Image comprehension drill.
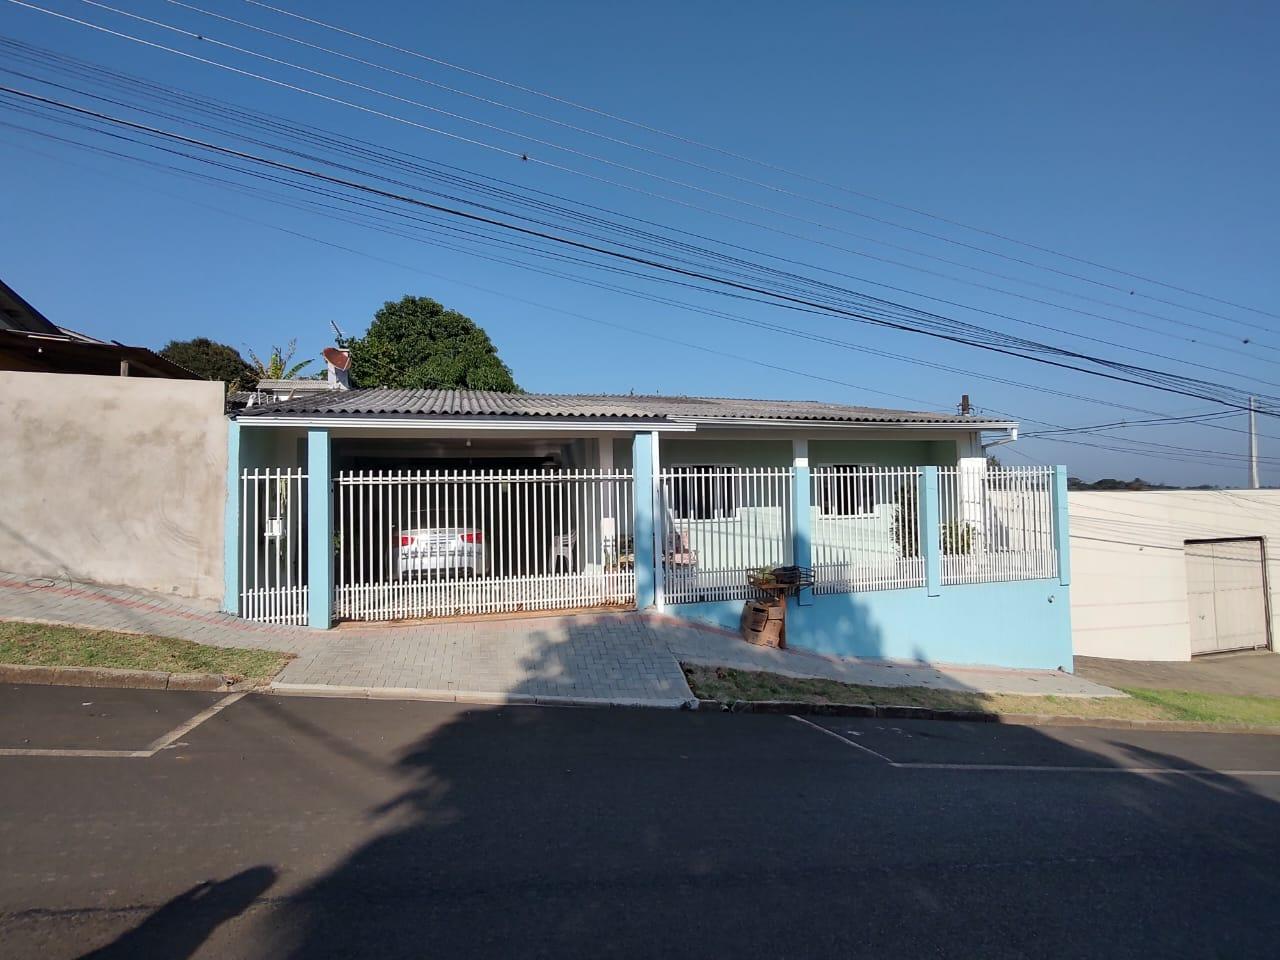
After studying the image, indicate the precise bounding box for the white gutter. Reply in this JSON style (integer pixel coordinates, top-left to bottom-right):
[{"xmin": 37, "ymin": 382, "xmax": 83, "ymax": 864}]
[
  {"xmin": 667, "ymin": 416, "xmax": 1018, "ymax": 432},
  {"xmin": 983, "ymin": 427, "xmax": 1020, "ymax": 449},
  {"xmin": 237, "ymin": 414, "xmax": 1017, "ymax": 435},
  {"xmin": 238, "ymin": 415, "xmax": 695, "ymax": 432}
]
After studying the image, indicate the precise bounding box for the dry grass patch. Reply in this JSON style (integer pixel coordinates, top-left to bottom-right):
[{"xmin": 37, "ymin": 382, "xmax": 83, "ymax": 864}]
[
  {"xmin": 0, "ymin": 620, "xmax": 291, "ymax": 681},
  {"xmin": 682, "ymin": 663, "xmax": 1280, "ymax": 726}
]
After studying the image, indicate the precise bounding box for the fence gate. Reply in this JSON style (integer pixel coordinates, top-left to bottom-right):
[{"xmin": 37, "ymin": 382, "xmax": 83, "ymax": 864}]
[
  {"xmin": 659, "ymin": 466, "xmax": 793, "ymax": 603},
  {"xmin": 1185, "ymin": 537, "xmax": 1271, "ymax": 655},
  {"xmin": 239, "ymin": 468, "xmax": 309, "ymax": 624},
  {"xmin": 334, "ymin": 469, "xmax": 635, "ymax": 621}
]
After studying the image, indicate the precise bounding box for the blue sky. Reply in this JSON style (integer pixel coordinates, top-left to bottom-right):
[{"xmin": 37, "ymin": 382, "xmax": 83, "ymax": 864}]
[{"xmin": 1, "ymin": 0, "xmax": 1277, "ymax": 485}]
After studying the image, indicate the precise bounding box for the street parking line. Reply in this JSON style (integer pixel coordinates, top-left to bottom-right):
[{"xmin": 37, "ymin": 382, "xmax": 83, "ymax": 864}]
[
  {"xmin": 789, "ymin": 714, "xmax": 895, "ymax": 763},
  {"xmin": 142, "ymin": 691, "xmax": 247, "ymax": 753},
  {"xmin": 893, "ymin": 762, "xmax": 1280, "ymax": 776},
  {"xmin": 788, "ymin": 715, "xmax": 1280, "ymax": 777},
  {"xmin": 0, "ymin": 692, "xmax": 247, "ymax": 759},
  {"xmin": 0, "ymin": 746, "xmax": 150, "ymax": 759}
]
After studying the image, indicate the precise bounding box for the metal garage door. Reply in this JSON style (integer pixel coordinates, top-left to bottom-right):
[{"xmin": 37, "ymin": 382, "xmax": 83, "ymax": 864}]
[{"xmin": 1185, "ymin": 538, "xmax": 1271, "ymax": 655}]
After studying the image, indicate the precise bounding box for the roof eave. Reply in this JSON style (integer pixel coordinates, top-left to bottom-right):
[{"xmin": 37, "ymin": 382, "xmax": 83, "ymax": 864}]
[
  {"xmin": 233, "ymin": 411, "xmax": 1016, "ymax": 433},
  {"xmin": 668, "ymin": 416, "xmax": 1017, "ymax": 431},
  {"xmin": 235, "ymin": 413, "xmax": 694, "ymax": 432}
]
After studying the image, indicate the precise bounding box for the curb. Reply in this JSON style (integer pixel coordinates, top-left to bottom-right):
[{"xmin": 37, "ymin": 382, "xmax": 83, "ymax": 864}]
[
  {"xmin": 268, "ymin": 681, "xmax": 696, "ymax": 710},
  {"xmin": 693, "ymin": 699, "xmax": 989, "ymax": 720},
  {"xmin": 694, "ymin": 698, "xmax": 1280, "ymax": 734},
  {"xmin": 0, "ymin": 662, "xmax": 259, "ymax": 693}
]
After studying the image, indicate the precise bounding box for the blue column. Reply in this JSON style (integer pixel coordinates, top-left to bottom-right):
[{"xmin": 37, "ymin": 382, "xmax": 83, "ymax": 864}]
[
  {"xmin": 307, "ymin": 428, "xmax": 333, "ymax": 629},
  {"xmin": 1053, "ymin": 465, "xmax": 1071, "ymax": 586},
  {"xmin": 921, "ymin": 465, "xmax": 941, "ymax": 597},
  {"xmin": 632, "ymin": 431, "xmax": 656, "ymax": 609},
  {"xmin": 791, "ymin": 439, "xmax": 813, "ymax": 605},
  {"xmin": 222, "ymin": 420, "xmax": 241, "ymax": 614}
]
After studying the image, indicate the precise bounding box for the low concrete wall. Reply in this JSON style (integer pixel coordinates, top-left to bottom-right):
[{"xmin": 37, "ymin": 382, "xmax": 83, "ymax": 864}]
[
  {"xmin": 0, "ymin": 371, "xmax": 227, "ymax": 603},
  {"xmin": 667, "ymin": 578, "xmax": 1072, "ymax": 671},
  {"xmin": 1070, "ymin": 490, "xmax": 1280, "ymax": 661}
]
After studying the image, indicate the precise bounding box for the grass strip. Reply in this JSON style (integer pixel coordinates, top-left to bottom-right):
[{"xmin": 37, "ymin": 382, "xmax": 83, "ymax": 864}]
[
  {"xmin": 682, "ymin": 663, "xmax": 1280, "ymax": 726},
  {"xmin": 0, "ymin": 620, "xmax": 291, "ymax": 681}
]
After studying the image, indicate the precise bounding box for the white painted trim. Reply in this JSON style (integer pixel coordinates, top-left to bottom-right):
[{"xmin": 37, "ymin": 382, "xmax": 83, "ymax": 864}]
[
  {"xmin": 237, "ymin": 415, "xmax": 1016, "ymax": 435},
  {"xmin": 668, "ymin": 417, "xmax": 1017, "ymax": 432},
  {"xmin": 239, "ymin": 416, "xmax": 694, "ymax": 432},
  {"xmin": 792, "ymin": 437, "xmax": 810, "ymax": 470}
]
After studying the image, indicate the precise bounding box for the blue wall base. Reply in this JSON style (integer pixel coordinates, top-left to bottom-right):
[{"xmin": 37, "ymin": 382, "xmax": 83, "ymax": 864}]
[{"xmin": 666, "ymin": 580, "xmax": 1073, "ymax": 672}]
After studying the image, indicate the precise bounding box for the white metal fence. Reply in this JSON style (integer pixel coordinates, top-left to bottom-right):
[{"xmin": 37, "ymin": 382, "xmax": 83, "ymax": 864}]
[
  {"xmin": 658, "ymin": 466, "xmax": 793, "ymax": 603},
  {"xmin": 334, "ymin": 469, "xmax": 635, "ymax": 621},
  {"xmin": 938, "ymin": 465, "xmax": 1057, "ymax": 584},
  {"xmin": 238, "ymin": 461, "xmax": 1061, "ymax": 625},
  {"xmin": 810, "ymin": 466, "xmax": 925, "ymax": 593},
  {"xmin": 239, "ymin": 468, "xmax": 308, "ymax": 624}
]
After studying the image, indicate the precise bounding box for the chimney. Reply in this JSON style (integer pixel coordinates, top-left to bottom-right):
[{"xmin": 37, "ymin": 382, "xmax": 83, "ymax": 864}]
[{"xmin": 322, "ymin": 346, "xmax": 351, "ymax": 390}]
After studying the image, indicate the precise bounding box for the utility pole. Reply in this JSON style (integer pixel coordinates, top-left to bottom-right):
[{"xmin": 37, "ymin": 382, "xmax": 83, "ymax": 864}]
[
  {"xmin": 959, "ymin": 394, "xmax": 971, "ymax": 416},
  {"xmin": 1250, "ymin": 396, "xmax": 1260, "ymax": 489}
]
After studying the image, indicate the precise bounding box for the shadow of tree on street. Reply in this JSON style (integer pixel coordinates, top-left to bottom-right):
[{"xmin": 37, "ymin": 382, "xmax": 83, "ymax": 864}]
[
  {"xmin": 77, "ymin": 866, "xmax": 276, "ymax": 960},
  {"xmin": 236, "ymin": 622, "xmax": 1280, "ymax": 959}
]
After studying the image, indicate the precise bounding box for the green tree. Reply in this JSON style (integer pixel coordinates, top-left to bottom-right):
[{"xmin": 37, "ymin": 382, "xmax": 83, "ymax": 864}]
[
  {"xmin": 159, "ymin": 337, "xmax": 256, "ymax": 391},
  {"xmin": 340, "ymin": 296, "xmax": 519, "ymax": 390},
  {"xmin": 248, "ymin": 339, "xmax": 313, "ymax": 380}
]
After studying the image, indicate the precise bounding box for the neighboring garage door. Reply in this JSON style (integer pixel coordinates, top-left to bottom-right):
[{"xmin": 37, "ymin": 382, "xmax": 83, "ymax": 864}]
[{"xmin": 1185, "ymin": 538, "xmax": 1271, "ymax": 655}]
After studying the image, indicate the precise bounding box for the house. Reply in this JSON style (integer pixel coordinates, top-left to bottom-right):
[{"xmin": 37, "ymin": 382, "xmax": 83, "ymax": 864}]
[
  {"xmin": 228, "ymin": 348, "xmax": 351, "ymax": 411},
  {"xmin": 0, "ymin": 279, "xmax": 197, "ymax": 379},
  {"xmin": 225, "ymin": 387, "xmax": 1072, "ymax": 669}
]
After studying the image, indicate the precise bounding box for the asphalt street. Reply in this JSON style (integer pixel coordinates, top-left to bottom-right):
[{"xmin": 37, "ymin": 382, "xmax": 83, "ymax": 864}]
[{"xmin": 1, "ymin": 683, "xmax": 1278, "ymax": 958}]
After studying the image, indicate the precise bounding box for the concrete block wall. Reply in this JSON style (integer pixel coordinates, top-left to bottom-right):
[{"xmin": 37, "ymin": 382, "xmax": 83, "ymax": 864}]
[{"xmin": 0, "ymin": 371, "xmax": 228, "ymax": 603}]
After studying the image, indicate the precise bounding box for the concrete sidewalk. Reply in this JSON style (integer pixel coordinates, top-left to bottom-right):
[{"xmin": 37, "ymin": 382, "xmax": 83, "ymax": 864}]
[{"xmin": 1, "ymin": 573, "xmax": 1120, "ymax": 705}]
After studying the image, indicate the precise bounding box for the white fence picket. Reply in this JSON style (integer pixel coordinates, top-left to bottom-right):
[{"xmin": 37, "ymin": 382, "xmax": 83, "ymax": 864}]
[
  {"xmin": 239, "ymin": 467, "xmax": 309, "ymax": 625},
  {"xmin": 333, "ymin": 469, "xmax": 635, "ymax": 621},
  {"xmin": 809, "ymin": 466, "xmax": 925, "ymax": 593},
  {"xmin": 658, "ymin": 466, "xmax": 794, "ymax": 603},
  {"xmin": 938, "ymin": 465, "xmax": 1057, "ymax": 584}
]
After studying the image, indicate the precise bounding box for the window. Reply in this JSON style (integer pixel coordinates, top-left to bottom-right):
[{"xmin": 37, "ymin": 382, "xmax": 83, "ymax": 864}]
[
  {"xmin": 669, "ymin": 465, "xmax": 737, "ymax": 520},
  {"xmin": 820, "ymin": 464, "xmax": 878, "ymax": 516}
]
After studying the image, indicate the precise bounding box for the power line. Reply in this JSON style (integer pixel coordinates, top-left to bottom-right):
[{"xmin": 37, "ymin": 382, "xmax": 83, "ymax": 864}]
[
  {"xmin": 4, "ymin": 119, "xmax": 1271, "ymax": 476},
  {"xmin": 1019, "ymin": 433, "xmax": 1270, "ymax": 471},
  {"xmin": 0, "ymin": 131, "xmax": 964, "ymax": 412},
  {"xmin": 8, "ymin": 83, "xmax": 1277, "ymax": 416},
  {"xmin": 14, "ymin": 0, "xmax": 1280, "ymax": 365},
  {"xmin": 238, "ymin": 0, "xmax": 1280, "ymax": 326},
  {"xmin": 1021, "ymin": 411, "xmax": 1237, "ymax": 438},
  {"xmin": 7, "ymin": 41, "xmax": 1272, "ymax": 393},
  {"xmin": 162, "ymin": 0, "xmax": 1280, "ymax": 342},
  {"xmin": 0, "ymin": 113, "xmax": 1171, "ymax": 420}
]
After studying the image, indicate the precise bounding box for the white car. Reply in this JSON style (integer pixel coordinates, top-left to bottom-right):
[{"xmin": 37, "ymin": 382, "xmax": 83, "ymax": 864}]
[{"xmin": 397, "ymin": 527, "xmax": 487, "ymax": 578}]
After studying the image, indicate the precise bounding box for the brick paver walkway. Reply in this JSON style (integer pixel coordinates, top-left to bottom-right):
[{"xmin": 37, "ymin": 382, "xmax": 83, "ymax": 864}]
[{"xmin": 1, "ymin": 573, "xmax": 1118, "ymax": 704}]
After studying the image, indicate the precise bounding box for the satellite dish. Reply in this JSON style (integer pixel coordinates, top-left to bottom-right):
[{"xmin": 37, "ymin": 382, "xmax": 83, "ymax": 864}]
[{"xmin": 322, "ymin": 346, "xmax": 351, "ymax": 370}]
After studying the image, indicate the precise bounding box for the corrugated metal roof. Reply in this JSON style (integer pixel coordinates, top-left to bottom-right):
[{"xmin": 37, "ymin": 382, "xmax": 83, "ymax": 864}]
[{"xmin": 237, "ymin": 388, "xmax": 1008, "ymax": 427}]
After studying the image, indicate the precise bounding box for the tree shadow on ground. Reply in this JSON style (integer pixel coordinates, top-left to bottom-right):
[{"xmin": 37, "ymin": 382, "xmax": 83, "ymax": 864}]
[
  {"xmin": 77, "ymin": 866, "xmax": 276, "ymax": 960},
  {"xmin": 248, "ymin": 621, "xmax": 1280, "ymax": 959}
]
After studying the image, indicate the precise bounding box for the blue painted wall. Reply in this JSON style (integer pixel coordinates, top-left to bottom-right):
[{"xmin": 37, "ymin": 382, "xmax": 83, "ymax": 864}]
[
  {"xmin": 306, "ymin": 429, "xmax": 333, "ymax": 630},
  {"xmin": 667, "ymin": 579, "xmax": 1073, "ymax": 671}
]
